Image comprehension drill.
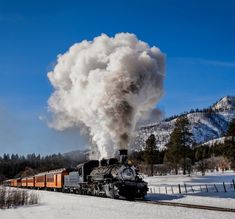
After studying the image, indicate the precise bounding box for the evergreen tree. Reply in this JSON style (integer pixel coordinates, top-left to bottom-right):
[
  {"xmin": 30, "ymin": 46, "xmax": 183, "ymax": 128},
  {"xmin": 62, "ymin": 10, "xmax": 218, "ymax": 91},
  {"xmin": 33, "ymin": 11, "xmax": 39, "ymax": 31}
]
[
  {"xmin": 226, "ymin": 118, "xmax": 235, "ymax": 137},
  {"xmin": 221, "ymin": 118, "xmax": 235, "ymax": 170},
  {"xmin": 143, "ymin": 134, "xmax": 158, "ymax": 176},
  {"xmin": 164, "ymin": 116, "xmax": 192, "ymax": 175},
  {"xmin": 0, "ymin": 152, "xmax": 83, "ymax": 181},
  {"xmin": 195, "ymin": 145, "xmax": 210, "ymax": 175},
  {"xmin": 223, "ymin": 137, "xmax": 235, "ymax": 170}
]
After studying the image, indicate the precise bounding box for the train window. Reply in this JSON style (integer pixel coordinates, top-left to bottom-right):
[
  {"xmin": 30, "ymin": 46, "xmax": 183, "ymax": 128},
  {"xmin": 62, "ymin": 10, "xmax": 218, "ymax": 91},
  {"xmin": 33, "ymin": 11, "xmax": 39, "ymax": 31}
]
[{"xmin": 47, "ymin": 177, "xmax": 54, "ymax": 182}]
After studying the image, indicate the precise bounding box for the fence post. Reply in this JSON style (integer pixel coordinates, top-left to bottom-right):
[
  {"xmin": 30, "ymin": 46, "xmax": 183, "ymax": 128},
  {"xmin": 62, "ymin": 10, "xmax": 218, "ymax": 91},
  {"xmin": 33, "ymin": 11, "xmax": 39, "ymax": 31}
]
[
  {"xmin": 191, "ymin": 185, "xmax": 194, "ymax": 192},
  {"xmin": 214, "ymin": 184, "xmax": 218, "ymax": 192},
  {"xmin": 165, "ymin": 186, "xmax": 167, "ymax": 194},
  {"xmin": 184, "ymin": 184, "xmax": 187, "ymax": 193},
  {"xmin": 171, "ymin": 185, "xmax": 174, "ymax": 194},
  {"xmin": 205, "ymin": 184, "xmax": 208, "ymax": 192},
  {"xmin": 223, "ymin": 182, "xmax": 227, "ymax": 192},
  {"xmin": 178, "ymin": 184, "xmax": 181, "ymax": 194},
  {"xmin": 232, "ymin": 179, "xmax": 235, "ymax": 191}
]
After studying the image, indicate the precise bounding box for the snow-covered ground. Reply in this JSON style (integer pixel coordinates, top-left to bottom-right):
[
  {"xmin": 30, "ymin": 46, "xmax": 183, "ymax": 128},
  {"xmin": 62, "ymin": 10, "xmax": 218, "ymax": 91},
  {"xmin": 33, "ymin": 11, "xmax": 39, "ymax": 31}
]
[
  {"xmin": 1, "ymin": 172, "xmax": 235, "ymax": 219},
  {"xmin": 145, "ymin": 171, "xmax": 235, "ymax": 209},
  {"xmin": 1, "ymin": 190, "xmax": 235, "ymax": 219},
  {"xmin": 145, "ymin": 171, "xmax": 235, "ymax": 185}
]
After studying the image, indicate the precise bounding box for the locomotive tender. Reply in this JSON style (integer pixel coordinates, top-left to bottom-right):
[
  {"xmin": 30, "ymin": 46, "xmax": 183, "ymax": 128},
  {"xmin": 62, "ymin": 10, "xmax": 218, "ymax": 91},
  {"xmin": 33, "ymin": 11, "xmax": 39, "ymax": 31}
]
[{"xmin": 3, "ymin": 150, "xmax": 148, "ymax": 200}]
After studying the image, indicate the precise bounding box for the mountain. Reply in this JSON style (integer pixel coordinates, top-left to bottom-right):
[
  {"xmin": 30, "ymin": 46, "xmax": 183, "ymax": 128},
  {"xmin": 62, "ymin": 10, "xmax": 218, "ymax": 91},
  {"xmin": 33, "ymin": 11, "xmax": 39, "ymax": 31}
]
[
  {"xmin": 63, "ymin": 149, "xmax": 89, "ymax": 163},
  {"xmin": 132, "ymin": 96, "xmax": 235, "ymax": 150}
]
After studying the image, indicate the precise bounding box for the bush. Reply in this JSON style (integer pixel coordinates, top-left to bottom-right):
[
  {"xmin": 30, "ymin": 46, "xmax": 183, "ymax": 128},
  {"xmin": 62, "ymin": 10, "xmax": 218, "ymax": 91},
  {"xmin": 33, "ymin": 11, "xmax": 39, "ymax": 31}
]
[{"xmin": 0, "ymin": 186, "xmax": 39, "ymax": 209}]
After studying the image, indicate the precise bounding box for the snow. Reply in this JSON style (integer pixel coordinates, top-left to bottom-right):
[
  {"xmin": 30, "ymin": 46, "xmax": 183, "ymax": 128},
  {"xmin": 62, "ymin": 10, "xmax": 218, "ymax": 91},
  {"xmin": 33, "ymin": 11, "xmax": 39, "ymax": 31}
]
[
  {"xmin": 212, "ymin": 96, "xmax": 235, "ymax": 111},
  {"xmin": 201, "ymin": 137, "xmax": 227, "ymax": 146},
  {"xmin": 1, "ymin": 172, "xmax": 235, "ymax": 219},
  {"xmin": 145, "ymin": 172, "xmax": 235, "ymax": 209},
  {"xmin": 1, "ymin": 189, "xmax": 234, "ymax": 219},
  {"xmin": 145, "ymin": 171, "xmax": 235, "ymax": 185}
]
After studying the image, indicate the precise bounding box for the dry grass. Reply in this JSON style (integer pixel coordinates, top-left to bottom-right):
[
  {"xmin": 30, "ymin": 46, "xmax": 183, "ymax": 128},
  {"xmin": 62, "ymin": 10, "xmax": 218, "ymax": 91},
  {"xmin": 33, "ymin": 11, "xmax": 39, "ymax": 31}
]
[{"xmin": 0, "ymin": 186, "xmax": 39, "ymax": 209}]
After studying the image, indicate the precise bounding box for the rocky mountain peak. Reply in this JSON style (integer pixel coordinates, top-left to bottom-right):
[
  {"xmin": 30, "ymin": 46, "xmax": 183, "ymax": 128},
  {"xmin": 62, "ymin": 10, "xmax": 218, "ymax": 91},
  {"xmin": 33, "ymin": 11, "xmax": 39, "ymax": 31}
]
[{"xmin": 212, "ymin": 96, "xmax": 235, "ymax": 111}]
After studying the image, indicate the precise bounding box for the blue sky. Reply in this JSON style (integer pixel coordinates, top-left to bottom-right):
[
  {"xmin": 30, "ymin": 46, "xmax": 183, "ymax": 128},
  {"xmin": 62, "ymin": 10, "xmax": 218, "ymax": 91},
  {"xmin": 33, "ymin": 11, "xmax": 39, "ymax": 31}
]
[{"xmin": 0, "ymin": 0, "xmax": 235, "ymax": 155}]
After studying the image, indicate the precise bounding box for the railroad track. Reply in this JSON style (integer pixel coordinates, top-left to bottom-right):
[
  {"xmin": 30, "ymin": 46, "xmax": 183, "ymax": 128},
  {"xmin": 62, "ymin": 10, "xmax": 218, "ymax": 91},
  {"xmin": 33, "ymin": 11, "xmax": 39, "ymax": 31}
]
[{"xmin": 140, "ymin": 200, "xmax": 235, "ymax": 213}]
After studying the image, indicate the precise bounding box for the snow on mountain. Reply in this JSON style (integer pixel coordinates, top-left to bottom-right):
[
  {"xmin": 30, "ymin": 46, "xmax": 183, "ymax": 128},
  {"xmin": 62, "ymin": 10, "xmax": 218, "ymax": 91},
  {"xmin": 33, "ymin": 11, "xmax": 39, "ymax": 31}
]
[
  {"xmin": 132, "ymin": 96, "xmax": 235, "ymax": 150},
  {"xmin": 63, "ymin": 149, "xmax": 89, "ymax": 163},
  {"xmin": 201, "ymin": 137, "xmax": 227, "ymax": 146},
  {"xmin": 212, "ymin": 96, "xmax": 235, "ymax": 111},
  {"xmin": 201, "ymin": 136, "xmax": 234, "ymax": 147}
]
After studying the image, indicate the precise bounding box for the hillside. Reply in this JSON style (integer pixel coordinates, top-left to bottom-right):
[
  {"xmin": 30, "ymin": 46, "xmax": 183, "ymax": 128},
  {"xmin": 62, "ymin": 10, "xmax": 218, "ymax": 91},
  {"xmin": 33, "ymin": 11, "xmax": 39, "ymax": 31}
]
[
  {"xmin": 63, "ymin": 149, "xmax": 89, "ymax": 162},
  {"xmin": 132, "ymin": 96, "xmax": 235, "ymax": 150}
]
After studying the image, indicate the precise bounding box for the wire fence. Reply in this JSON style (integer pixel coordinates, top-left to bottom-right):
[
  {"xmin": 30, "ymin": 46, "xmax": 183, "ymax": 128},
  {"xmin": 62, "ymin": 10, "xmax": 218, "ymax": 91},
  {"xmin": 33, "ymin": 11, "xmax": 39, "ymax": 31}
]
[{"xmin": 148, "ymin": 179, "xmax": 235, "ymax": 194}]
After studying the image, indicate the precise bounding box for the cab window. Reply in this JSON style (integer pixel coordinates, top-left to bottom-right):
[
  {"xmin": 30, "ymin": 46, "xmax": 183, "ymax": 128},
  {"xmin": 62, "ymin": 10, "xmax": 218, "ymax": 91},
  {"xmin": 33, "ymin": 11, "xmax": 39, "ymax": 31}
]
[{"xmin": 78, "ymin": 167, "xmax": 82, "ymax": 176}]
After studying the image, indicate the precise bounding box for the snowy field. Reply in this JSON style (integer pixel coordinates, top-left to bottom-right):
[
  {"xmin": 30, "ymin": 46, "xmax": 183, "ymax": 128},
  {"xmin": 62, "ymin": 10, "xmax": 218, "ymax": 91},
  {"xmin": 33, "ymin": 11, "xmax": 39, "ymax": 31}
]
[
  {"xmin": 1, "ymin": 172, "xmax": 235, "ymax": 219},
  {"xmin": 145, "ymin": 171, "xmax": 235, "ymax": 186},
  {"xmin": 145, "ymin": 172, "xmax": 235, "ymax": 209}
]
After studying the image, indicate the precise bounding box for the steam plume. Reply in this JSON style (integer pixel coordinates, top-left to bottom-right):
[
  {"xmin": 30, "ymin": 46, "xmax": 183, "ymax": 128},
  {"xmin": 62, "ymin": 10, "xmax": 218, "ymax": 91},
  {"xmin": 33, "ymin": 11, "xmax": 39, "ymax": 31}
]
[{"xmin": 47, "ymin": 33, "xmax": 165, "ymax": 159}]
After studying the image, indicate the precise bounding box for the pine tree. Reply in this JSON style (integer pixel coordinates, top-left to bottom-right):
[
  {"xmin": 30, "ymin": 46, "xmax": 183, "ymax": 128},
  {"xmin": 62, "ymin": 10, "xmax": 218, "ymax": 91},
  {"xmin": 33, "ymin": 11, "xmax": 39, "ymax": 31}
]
[
  {"xmin": 164, "ymin": 116, "xmax": 192, "ymax": 175},
  {"xmin": 226, "ymin": 118, "xmax": 235, "ymax": 137},
  {"xmin": 195, "ymin": 145, "xmax": 210, "ymax": 175},
  {"xmin": 223, "ymin": 138, "xmax": 235, "ymax": 170},
  {"xmin": 143, "ymin": 134, "xmax": 158, "ymax": 176},
  {"xmin": 223, "ymin": 118, "xmax": 235, "ymax": 170}
]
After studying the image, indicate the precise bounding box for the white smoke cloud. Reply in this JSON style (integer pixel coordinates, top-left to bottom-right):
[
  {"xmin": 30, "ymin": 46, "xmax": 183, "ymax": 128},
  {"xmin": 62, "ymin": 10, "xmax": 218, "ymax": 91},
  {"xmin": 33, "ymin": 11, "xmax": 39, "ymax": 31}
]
[{"xmin": 47, "ymin": 33, "xmax": 165, "ymax": 159}]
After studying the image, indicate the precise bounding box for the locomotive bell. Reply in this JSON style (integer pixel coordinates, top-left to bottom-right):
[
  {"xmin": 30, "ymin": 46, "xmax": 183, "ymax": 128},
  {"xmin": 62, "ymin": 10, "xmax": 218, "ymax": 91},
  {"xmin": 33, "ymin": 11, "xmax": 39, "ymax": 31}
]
[{"xmin": 119, "ymin": 149, "xmax": 128, "ymax": 164}]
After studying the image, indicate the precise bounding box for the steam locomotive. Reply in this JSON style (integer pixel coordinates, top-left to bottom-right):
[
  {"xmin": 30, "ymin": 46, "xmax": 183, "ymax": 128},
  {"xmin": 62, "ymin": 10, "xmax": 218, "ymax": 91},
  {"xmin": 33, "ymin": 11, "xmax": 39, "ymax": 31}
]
[{"xmin": 3, "ymin": 150, "xmax": 148, "ymax": 200}]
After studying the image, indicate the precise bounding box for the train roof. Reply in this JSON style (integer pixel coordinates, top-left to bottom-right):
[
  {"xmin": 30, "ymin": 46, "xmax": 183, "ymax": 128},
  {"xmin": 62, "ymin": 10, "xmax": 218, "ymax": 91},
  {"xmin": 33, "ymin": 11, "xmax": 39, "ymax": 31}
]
[
  {"xmin": 26, "ymin": 175, "xmax": 35, "ymax": 179},
  {"xmin": 35, "ymin": 167, "xmax": 75, "ymax": 176},
  {"xmin": 3, "ymin": 179, "xmax": 12, "ymax": 182}
]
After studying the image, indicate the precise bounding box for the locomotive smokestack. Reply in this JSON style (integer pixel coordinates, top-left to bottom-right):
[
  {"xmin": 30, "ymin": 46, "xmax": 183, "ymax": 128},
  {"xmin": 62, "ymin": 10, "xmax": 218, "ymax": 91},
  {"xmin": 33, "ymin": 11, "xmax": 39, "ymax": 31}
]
[{"xmin": 119, "ymin": 149, "xmax": 128, "ymax": 164}]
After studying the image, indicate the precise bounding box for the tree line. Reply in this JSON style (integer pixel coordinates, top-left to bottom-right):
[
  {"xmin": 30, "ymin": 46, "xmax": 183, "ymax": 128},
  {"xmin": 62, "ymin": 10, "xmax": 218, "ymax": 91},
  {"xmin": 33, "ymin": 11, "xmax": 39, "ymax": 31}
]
[{"xmin": 0, "ymin": 153, "xmax": 82, "ymax": 181}]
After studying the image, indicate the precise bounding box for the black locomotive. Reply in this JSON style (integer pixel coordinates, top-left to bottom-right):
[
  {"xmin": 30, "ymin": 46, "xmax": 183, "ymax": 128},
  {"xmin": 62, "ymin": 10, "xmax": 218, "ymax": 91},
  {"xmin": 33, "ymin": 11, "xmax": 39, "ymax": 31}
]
[{"xmin": 63, "ymin": 149, "xmax": 148, "ymax": 200}]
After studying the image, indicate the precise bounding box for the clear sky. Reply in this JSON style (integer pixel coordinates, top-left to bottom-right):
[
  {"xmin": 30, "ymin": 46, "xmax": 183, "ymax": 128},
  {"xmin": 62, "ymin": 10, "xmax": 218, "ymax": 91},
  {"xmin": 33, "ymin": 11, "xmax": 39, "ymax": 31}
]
[{"xmin": 0, "ymin": 0, "xmax": 235, "ymax": 155}]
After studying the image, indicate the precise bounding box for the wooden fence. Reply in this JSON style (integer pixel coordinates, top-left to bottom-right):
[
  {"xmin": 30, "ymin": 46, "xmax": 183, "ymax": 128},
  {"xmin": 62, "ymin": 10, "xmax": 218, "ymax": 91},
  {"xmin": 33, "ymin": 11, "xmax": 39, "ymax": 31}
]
[{"xmin": 148, "ymin": 179, "xmax": 235, "ymax": 194}]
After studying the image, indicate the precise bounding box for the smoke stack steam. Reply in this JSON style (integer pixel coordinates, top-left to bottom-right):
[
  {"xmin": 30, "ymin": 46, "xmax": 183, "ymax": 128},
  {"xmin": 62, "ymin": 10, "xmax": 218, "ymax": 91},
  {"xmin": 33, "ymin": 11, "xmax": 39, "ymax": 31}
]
[{"xmin": 47, "ymin": 33, "xmax": 165, "ymax": 159}]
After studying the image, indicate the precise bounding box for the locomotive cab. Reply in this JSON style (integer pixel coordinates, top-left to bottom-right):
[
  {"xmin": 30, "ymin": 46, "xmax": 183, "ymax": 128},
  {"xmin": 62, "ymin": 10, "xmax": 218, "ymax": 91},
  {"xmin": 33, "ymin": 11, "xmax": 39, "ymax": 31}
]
[{"xmin": 80, "ymin": 160, "xmax": 99, "ymax": 182}]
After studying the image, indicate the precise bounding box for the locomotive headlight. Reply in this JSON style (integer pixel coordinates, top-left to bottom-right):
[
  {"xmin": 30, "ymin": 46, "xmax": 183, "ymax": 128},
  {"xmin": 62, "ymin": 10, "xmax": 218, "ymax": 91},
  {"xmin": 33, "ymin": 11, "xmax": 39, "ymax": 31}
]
[{"xmin": 121, "ymin": 168, "xmax": 135, "ymax": 180}]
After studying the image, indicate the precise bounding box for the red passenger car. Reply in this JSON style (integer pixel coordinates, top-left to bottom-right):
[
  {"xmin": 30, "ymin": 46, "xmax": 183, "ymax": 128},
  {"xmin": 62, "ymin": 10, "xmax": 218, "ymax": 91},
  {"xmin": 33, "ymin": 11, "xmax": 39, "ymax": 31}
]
[{"xmin": 46, "ymin": 168, "xmax": 69, "ymax": 191}]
